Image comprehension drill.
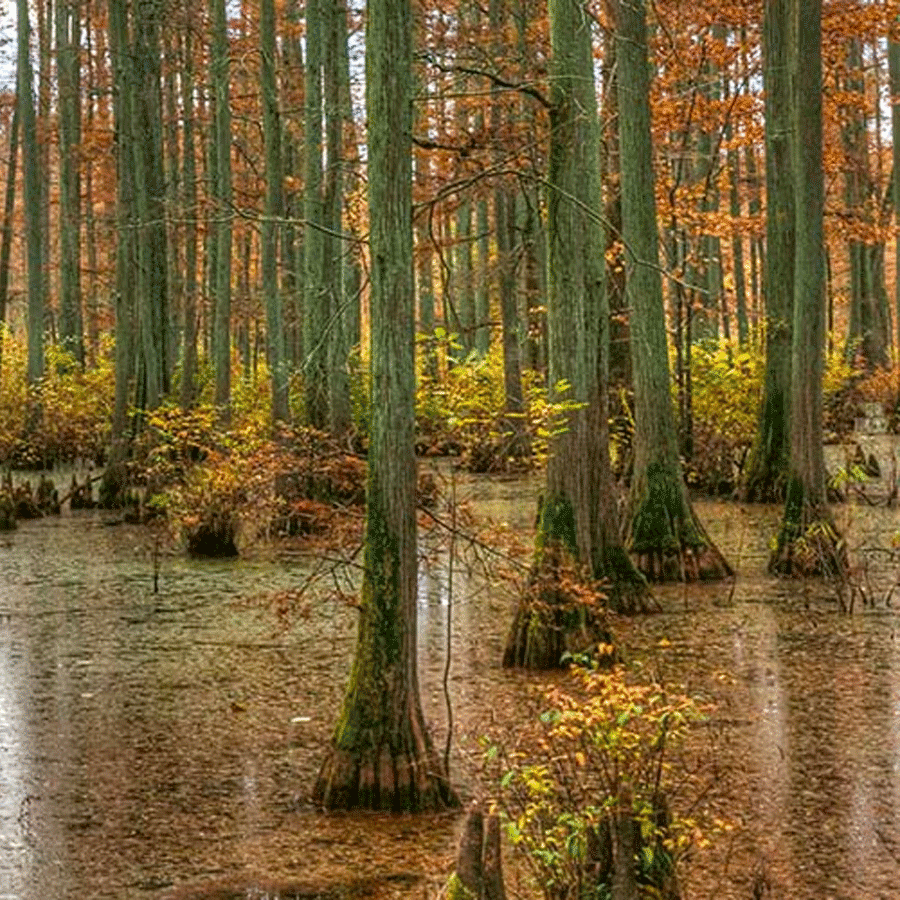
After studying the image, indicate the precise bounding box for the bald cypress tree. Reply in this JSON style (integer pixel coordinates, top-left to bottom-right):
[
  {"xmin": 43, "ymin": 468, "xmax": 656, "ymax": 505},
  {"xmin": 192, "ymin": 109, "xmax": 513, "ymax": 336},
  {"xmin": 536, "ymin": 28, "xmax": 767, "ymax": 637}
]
[
  {"xmin": 616, "ymin": 0, "xmax": 731, "ymax": 582},
  {"xmin": 313, "ymin": 0, "xmax": 455, "ymax": 810},
  {"xmin": 743, "ymin": 0, "xmax": 794, "ymax": 503},
  {"xmin": 770, "ymin": 0, "xmax": 845, "ymax": 575},
  {"xmin": 503, "ymin": 0, "xmax": 650, "ymax": 670}
]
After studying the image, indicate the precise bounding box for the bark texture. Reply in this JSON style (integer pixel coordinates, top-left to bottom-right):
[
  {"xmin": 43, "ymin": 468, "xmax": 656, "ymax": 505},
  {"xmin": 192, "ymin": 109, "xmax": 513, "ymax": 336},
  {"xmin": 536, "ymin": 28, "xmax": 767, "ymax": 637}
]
[
  {"xmin": 770, "ymin": 0, "xmax": 845, "ymax": 576},
  {"xmin": 616, "ymin": 0, "xmax": 731, "ymax": 582},
  {"xmin": 314, "ymin": 0, "xmax": 455, "ymax": 810}
]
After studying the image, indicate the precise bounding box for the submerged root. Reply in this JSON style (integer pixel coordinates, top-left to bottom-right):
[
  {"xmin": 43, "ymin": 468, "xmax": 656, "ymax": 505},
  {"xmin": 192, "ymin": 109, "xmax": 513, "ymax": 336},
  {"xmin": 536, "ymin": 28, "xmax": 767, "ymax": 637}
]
[
  {"xmin": 769, "ymin": 518, "xmax": 848, "ymax": 577},
  {"xmin": 634, "ymin": 542, "xmax": 733, "ymax": 583},
  {"xmin": 503, "ymin": 572, "xmax": 614, "ymax": 669},
  {"xmin": 314, "ymin": 742, "xmax": 457, "ymax": 812}
]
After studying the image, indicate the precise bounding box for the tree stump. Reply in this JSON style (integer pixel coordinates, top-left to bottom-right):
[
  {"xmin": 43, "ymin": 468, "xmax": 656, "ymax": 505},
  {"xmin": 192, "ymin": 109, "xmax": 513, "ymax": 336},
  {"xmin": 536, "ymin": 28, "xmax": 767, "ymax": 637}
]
[{"xmin": 447, "ymin": 806, "xmax": 507, "ymax": 900}]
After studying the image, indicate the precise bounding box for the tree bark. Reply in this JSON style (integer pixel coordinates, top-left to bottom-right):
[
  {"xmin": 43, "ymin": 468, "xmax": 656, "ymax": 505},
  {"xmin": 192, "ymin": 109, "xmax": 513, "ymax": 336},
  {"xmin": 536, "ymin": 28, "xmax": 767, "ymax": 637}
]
[
  {"xmin": 260, "ymin": 0, "xmax": 290, "ymax": 423},
  {"xmin": 18, "ymin": 0, "xmax": 44, "ymax": 392},
  {"xmin": 504, "ymin": 0, "xmax": 651, "ymax": 670},
  {"xmin": 616, "ymin": 0, "xmax": 731, "ymax": 582},
  {"xmin": 0, "ymin": 102, "xmax": 19, "ymax": 375},
  {"xmin": 770, "ymin": 0, "xmax": 845, "ymax": 576},
  {"xmin": 743, "ymin": 0, "xmax": 794, "ymax": 503},
  {"xmin": 56, "ymin": 0, "xmax": 83, "ymax": 366},
  {"xmin": 314, "ymin": 0, "xmax": 455, "ymax": 810}
]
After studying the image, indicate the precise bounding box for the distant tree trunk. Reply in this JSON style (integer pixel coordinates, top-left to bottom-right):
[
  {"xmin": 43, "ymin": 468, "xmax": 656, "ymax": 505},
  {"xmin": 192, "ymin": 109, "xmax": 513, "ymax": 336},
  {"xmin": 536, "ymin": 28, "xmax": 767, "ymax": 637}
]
[
  {"xmin": 260, "ymin": 0, "xmax": 289, "ymax": 423},
  {"xmin": 616, "ymin": 0, "xmax": 731, "ymax": 582},
  {"xmin": 179, "ymin": 24, "xmax": 199, "ymax": 409},
  {"xmin": 304, "ymin": 0, "xmax": 328, "ymax": 429},
  {"xmin": 36, "ymin": 0, "xmax": 51, "ymax": 341},
  {"xmin": 108, "ymin": 0, "xmax": 135, "ymax": 450},
  {"xmin": 770, "ymin": 0, "xmax": 845, "ymax": 576},
  {"xmin": 842, "ymin": 37, "xmax": 889, "ymax": 371},
  {"xmin": 504, "ymin": 0, "xmax": 650, "ymax": 670},
  {"xmin": 56, "ymin": 0, "xmax": 83, "ymax": 366},
  {"xmin": 474, "ymin": 176, "xmax": 491, "ymax": 358},
  {"xmin": 314, "ymin": 0, "xmax": 456, "ymax": 811},
  {"xmin": 212, "ymin": 0, "xmax": 232, "ymax": 418},
  {"xmin": 890, "ymin": 37, "xmax": 900, "ymax": 366},
  {"xmin": 490, "ymin": 0, "xmax": 525, "ymax": 447},
  {"xmin": 18, "ymin": 0, "xmax": 44, "ymax": 392},
  {"xmin": 323, "ymin": 0, "xmax": 351, "ymax": 435},
  {"xmin": 338, "ymin": 0, "xmax": 362, "ymax": 353},
  {"xmin": 0, "ymin": 102, "xmax": 19, "ymax": 373},
  {"xmin": 131, "ymin": 0, "xmax": 169, "ymax": 411},
  {"xmin": 600, "ymin": 19, "xmax": 631, "ymax": 393},
  {"xmin": 743, "ymin": 0, "xmax": 794, "ymax": 503},
  {"xmin": 725, "ymin": 68, "xmax": 749, "ymax": 345},
  {"xmin": 454, "ymin": 192, "xmax": 474, "ymax": 355},
  {"xmin": 414, "ymin": 118, "xmax": 437, "ymax": 378}
]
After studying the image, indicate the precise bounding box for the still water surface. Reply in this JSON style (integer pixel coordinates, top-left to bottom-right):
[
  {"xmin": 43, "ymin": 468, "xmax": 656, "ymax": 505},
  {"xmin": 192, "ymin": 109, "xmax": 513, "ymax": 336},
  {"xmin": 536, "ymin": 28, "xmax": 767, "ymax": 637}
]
[{"xmin": 1, "ymin": 476, "xmax": 900, "ymax": 899}]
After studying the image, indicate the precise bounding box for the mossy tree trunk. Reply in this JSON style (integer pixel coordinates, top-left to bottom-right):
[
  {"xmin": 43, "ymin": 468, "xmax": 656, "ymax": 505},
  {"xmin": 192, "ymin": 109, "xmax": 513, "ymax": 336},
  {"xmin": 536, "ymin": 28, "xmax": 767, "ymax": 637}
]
[
  {"xmin": 770, "ymin": 0, "xmax": 846, "ymax": 576},
  {"xmin": 504, "ymin": 0, "xmax": 650, "ymax": 671},
  {"xmin": 616, "ymin": 0, "xmax": 731, "ymax": 583},
  {"xmin": 314, "ymin": 0, "xmax": 455, "ymax": 811},
  {"xmin": 743, "ymin": 0, "xmax": 794, "ymax": 503}
]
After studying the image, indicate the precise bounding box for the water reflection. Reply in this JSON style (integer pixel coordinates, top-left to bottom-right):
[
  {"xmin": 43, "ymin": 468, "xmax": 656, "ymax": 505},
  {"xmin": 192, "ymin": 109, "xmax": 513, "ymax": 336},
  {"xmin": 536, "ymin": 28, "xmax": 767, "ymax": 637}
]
[{"xmin": 3, "ymin": 488, "xmax": 900, "ymax": 897}]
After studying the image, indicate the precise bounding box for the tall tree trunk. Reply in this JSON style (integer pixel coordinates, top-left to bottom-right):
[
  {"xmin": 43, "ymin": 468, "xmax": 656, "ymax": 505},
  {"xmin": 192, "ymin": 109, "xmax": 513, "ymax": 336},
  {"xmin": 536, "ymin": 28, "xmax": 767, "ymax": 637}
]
[
  {"xmin": 56, "ymin": 0, "xmax": 83, "ymax": 366},
  {"xmin": 212, "ymin": 0, "xmax": 233, "ymax": 417},
  {"xmin": 260, "ymin": 0, "xmax": 290, "ymax": 423},
  {"xmin": 490, "ymin": 0, "xmax": 525, "ymax": 447},
  {"xmin": 504, "ymin": 0, "xmax": 650, "ymax": 670},
  {"xmin": 323, "ymin": 0, "xmax": 351, "ymax": 435},
  {"xmin": 179, "ymin": 23, "xmax": 200, "ymax": 409},
  {"xmin": 304, "ymin": 0, "xmax": 328, "ymax": 429},
  {"xmin": 314, "ymin": 0, "xmax": 455, "ymax": 810},
  {"xmin": 770, "ymin": 0, "xmax": 845, "ymax": 576},
  {"xmin": 107, "ymin": 0, "xmax": 135, "ymax": 450},
  {"xmin": 18, "ymin": 0, "xmax": 44, "ymax": 392},
  {"xmin": 743, "ymin": 0, "xmax": 794, "ymax": 503},
  {"xmin": 616, "ymin": 0, "xmax": 731, "ymax": 582},
  {"xmin": 131, "ymin": 0, "xmax": 169, "ymax": 411},
  {"xmin": 889, "ymin": 37, "xmax": 900, "ymax": 367},
  {"xmin": 0, "ymin": 102, "xmax": 19, "ymax": 374}
]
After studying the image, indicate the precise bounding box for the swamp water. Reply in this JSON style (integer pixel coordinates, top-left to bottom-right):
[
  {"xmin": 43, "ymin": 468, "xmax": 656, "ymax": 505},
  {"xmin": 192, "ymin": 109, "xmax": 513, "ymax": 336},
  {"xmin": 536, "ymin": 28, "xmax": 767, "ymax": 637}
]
[{"xmin": 1, "ymin": 468, "xmax": 900, "ymax": 899}]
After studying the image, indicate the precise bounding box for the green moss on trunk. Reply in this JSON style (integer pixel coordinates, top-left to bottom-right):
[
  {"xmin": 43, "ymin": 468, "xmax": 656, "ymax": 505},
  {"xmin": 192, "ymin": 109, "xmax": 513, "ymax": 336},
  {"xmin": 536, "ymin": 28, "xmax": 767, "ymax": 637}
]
[
  {"xmin": 627, "ymin": 462, "xmax": 732, "ymax": 582},
  {"xmin": 504, "ymin": 494, "xmax": 614, "ymax": 669},
  {"xmin": 770, "ymin": 475, "xmax": 847, "ymax": 576}
]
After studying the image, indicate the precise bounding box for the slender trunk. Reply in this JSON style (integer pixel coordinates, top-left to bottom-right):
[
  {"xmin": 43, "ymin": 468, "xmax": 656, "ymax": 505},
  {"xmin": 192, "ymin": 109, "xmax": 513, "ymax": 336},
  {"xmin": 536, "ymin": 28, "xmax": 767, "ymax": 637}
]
[
  {"xmin": 212, "ymin": 0, "xmax": 232, "ymax": 417},
  {"xmin": 180, "ymin": 24, "xmax": 199, "ymax": 409},
  {"xmin": 57, "ymin": 0, "xmax": 83, "ymax": 365},
  {"xmin": 324, "ymin": 0, "xmax": 351, "ymax": 435},
  {"xmin": 890, "ymin": 39, "xmax": 900, "ymax": 366},
  {"xmin": 743, "ymin": 0, "xmax": 794, "ymax": 503},
  {"xmin": 304, "ymin": 0, "xmax": 328, "ymax": 429},
  {"xmin": 0, "ymin": 102, "xmax": 19, "ymax": 373},
  {"xmin": 261, "ymin": 0, "xmax": 289, "ymax": 423},
  {"xmin": 18, "ymin": 0, "xmax": 44, "ymax": 390}
]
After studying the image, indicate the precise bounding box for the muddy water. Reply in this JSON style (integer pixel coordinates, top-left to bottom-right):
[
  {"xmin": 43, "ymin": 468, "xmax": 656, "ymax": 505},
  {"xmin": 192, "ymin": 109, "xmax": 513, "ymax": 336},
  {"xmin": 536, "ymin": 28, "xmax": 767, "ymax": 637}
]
[{"xmin": 2, "ymin": 474, "xmax": 900, "ymax": 899}]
